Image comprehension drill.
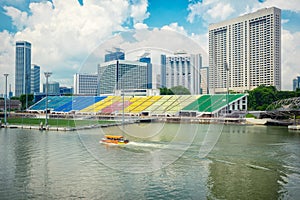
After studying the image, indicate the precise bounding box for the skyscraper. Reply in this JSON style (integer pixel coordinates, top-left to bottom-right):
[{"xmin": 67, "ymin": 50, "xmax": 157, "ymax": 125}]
[
  {"xmin": 209, "ymin": 7, "xmax": 281, "ymax": 93},
  {"xmin": 15, "ymin": 41, "xmax": 31, "ymax": 96},
  {"xmin": 31, "ymin": 64, "xmax": 40, "ymax": 93},
  {"xmin": 161, "ymin": 51, "xmax": 202, "ymax": 95}
]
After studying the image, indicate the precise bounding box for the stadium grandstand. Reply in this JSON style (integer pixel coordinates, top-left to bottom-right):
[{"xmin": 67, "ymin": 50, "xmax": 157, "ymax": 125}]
[{"xmin": 28, "ymin": 94, "xmax": 247, "ymax": 117}]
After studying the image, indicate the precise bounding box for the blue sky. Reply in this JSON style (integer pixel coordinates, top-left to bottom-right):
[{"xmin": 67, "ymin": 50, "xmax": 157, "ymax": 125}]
[{"xmin": 0, "ymin": 0, "xmax": 300, "ymax": 93}]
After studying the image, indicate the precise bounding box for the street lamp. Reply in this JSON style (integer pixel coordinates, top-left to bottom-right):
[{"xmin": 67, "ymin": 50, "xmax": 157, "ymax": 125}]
[
  {"xmin": 44, "ymin": 72, "xmax": 52, "ymax": 126},
  {"xmin": 224, "ymin": 62, "xmax": 229, "ymax": 115},
  {"xmin": 4, "ymin": 74, "xmax": 9, "ymax": 125}
]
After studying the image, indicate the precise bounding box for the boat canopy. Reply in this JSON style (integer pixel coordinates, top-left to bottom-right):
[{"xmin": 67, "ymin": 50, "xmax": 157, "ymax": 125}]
[{"xmin": 105, "ymin": 135, "xmax": 124, "ymax": 139}]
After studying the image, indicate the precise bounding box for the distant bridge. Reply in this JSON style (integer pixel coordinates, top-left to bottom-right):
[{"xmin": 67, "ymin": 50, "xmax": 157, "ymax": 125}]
[{"xmin": 264, "ymin": 97, "xmax": 300, "ymax": 118}]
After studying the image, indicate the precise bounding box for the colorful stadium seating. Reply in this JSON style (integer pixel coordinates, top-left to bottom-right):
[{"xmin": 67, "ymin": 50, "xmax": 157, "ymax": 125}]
[{"xmin": 28, "ymin": 94, "xmax": 247, "ymax": 116}]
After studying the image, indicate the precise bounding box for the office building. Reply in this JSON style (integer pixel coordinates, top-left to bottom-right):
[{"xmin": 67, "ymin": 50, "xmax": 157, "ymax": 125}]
[
  {"xmin": 15, "ymin": 41, "xmax": 31, "ymax": 96},
  {"xmin": 139, "ymin": 54, "xmax": 152, "ymax": 89},
  {"xmin": 43, "ymin": 82, "xmax": 60, "ymax": 95},
  {"xmin": 59, "ymin": 87, "xmax": 73, "ymax": 95},
  {"xmin": 293, "ymin": 76, "xmax": 300, "ymax": 91},
  {"xmin": 73, "ymin": 73, "xmax": 98, "ymax": 95},
  {"xmin": 208, "ymin": 7, "xmax": 281, "ymax": 93},
  {"xmin": 31, "ymin": 64, "xmax": 40, "ymax": 93},
  {"xmin": 98, "ymin": 60, "xmax": 150, "ymax": 95},
  {"xmin": 161, "ymin": 51, "xmax": 202, "ymax": 95}
]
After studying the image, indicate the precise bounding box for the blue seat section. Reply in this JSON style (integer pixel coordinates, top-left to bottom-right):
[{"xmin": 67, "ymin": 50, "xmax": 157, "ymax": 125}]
[
  {"xmin": 54, "ymin": 96, "xmax": 106, "ymax": 112},
  {"xmin": 71, "ymin": 96, "xmax": 105, "ymax": 111},
  {"xmin": 29, "ymin": 96, "xmax": 106, "ymax": 112},
  {"xmin": 29, "ymin": 96, "xmax": 72, "ymax": 111},
  {"xmin": 29, "ymin": 98, "xmax": 47, "ymax": 110}
]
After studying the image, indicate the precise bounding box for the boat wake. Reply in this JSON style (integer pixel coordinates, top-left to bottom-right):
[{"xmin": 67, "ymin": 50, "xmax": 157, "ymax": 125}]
[
  {"xmin": 126, "ymin": 141, "xmax": 167, "ymax": 149},
  {"xmin": 125, "ymin": 141, "xmax": 191, "ymax": 151}
]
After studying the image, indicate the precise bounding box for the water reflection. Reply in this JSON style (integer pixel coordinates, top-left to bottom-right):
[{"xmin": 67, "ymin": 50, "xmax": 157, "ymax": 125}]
[
  {"xmin": 206, "ymin": 125, "xmax": 298, "ymax": 199},
  {"xmin": 0, "ymin": 124, "xmax": 299, "ymax": 199}
]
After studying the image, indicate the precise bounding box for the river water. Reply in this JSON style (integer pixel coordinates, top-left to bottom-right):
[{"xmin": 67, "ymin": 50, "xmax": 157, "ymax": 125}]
[{"xmin": 0, "ymin": 123, "xmax": 299, "ymax": 199}]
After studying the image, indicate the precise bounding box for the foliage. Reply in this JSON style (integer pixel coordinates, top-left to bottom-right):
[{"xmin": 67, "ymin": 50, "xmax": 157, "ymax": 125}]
[
  {"xmin": 245, "ymin": 113, "xmax": 256, "ymax": 118},
  {"xmin": 19, "ymin": 94, "xmax": 34, "ymax": 110},
  {"xmin": 170, "ymin": 86, "xmax": 191, "ymax": 95},
  {"xmin": 159, "ymin": 87, "xmax": 174, "ymax": 95},
  {"xmin": 10, "ymin": 96, "xmax": 20, "ymax": 100},
  {"xmin": 247, "ymin": 85, "xmax": 300, "ymax": 111}
]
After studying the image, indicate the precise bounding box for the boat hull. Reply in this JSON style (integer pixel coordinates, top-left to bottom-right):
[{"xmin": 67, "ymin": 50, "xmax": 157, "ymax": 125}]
[
  {"xmin": 100, "ymin": 139, "xmax": 129, "ymax": 145},
  {"xmin": 100, "ymin": 135, "xmax": 129, "ymax": 145}
]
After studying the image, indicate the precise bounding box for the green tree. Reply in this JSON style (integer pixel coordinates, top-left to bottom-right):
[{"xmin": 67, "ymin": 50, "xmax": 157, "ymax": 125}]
[
  {"xmin": 159, "ymin": 87, "xmax": 174, "ymax": 95},
  {"xmin": 247, "ymin": 85, "xmax": 300, "ymax": 111},
  {"xmin": 19, "ymin": 94, "xmax": 34, "ymax": 110},
  {"xmin": 170, "ymin": 85, "xmax": 191, "ymax": 95},
  {"xmin": 248, "ymin": 85, "xmax": 278, "ymax": 110},
  {"xmin": 10, "ymin": 96, "xmax": 20, "ymax": 100}
]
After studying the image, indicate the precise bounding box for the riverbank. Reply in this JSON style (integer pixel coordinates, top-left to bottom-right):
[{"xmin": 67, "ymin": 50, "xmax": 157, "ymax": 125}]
[
  {"xmin": 0, "ymin": 122, "xmax": 130, "ymax": 131},
  {"xmin": 0, "ymin": 112, "xmax": 295, "ymax": 132}
]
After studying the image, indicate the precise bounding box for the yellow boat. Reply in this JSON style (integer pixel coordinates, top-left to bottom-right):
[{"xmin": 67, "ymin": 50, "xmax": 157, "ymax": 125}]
[{"xmin": 100, "ymin": 135, "xmax": 129, "ymax": 145}]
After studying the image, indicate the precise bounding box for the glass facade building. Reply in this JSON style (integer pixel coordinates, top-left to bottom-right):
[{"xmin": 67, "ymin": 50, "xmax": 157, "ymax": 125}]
[
  {"xmin": 209, "ymin": 7, "xmax": 281, "ymax": 93},
  {"xmin": 15, "ymin": 41, "xmax": 31, "ymax": 97},
  {"xmin": 98, "ymin": 60, "xmax": 149, "ymax": 95},
  {"xmin": 31, "ymin": 64, "xmax": 40, "ymax": 93},
  {"xmin": 43, "ymin": 82, "xmax": 60, "ymax": 95},
  {"xmin": 293, "ymin": 76, "xmax": 300, "ymax": 91}
]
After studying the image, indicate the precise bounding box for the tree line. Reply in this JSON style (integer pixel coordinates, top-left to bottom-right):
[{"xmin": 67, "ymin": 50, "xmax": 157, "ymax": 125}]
[{"xmin": 247, "ymin": 85, "xmax": 300, "ymax": 111}]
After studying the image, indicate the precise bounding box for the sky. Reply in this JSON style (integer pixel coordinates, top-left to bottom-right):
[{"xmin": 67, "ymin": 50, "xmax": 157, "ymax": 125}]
[{"xmin": 0, "ymin": 0, "xmax": 300, "ymax": 94}]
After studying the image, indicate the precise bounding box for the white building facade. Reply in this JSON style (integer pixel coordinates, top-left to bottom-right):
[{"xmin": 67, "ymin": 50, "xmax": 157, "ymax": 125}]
[
  {"xmin": 209, "ymin": 7, "xmax": 281, "ymax": 93},
  {"xmin": 161, "ymin": 51, "xmax": 202, "ymax": 95},
  {"xmin": 73, "ymin": 73, "xmax": 98, "ymax": 95}
]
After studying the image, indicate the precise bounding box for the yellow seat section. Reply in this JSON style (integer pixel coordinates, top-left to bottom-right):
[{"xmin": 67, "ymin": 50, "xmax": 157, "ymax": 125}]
[{"xmin": 80, "ymin": 96, "xmax": 118, "ymax": 113}]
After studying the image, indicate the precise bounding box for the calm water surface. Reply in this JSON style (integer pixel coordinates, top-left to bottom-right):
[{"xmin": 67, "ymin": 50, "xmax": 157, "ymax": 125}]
[{"xmin": 0, "ymin": 123, "xmax": 299, "ymax": 199}]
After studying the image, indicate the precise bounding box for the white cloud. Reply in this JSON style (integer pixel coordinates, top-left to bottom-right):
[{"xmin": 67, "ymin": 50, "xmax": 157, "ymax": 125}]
[
  {"xmin": 206, "ymin": 2, "xmax": 234, "ymax": 20},
  {"xmin": 187, "ymin": 0, "xmax": 300, "ymax": 25},
  {"xmin": 191, "ymin": 32, "xmax": 209, "ymax": 57},
  {"xmin": 130, "ymin": 0, "xmax": 150, "ymax": 23},
  {"xmin": 259, "ymin": 0, "xmax": 300, "ymax": 13},
  {"xmin": 161, "ymin": 23, "xmax": 187, "ymax": 36},
  {"xmin": 0, "ymin": 30, "xmax": 15, "ymax": 94},
  {"xmin": 187, "ymin": 1, "xmax": 203, "ymax": 23},
  {"xmin": 4, "ymin": 6, "xmax": 28, "ymax": 30},
  {"xmin": 187, "ymin": 0, "xmax": 235, "ymax": 24},
  {"xmin": 134, "ymin": 22, "xmax": 149, "ymax": 29},
  {"xmin": 0, "ymin": 0, "xmax": 152, "ymax": 94},
  {"xmin": 281, "ymin": 29, "xmax": 300, "ymax": 90}
]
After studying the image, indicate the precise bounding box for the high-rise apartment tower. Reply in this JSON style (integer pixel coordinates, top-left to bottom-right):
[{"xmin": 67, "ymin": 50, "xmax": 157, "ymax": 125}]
[{"xmin": 209, "ymin": 7, "xmax": 281, "ymax": 93}]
